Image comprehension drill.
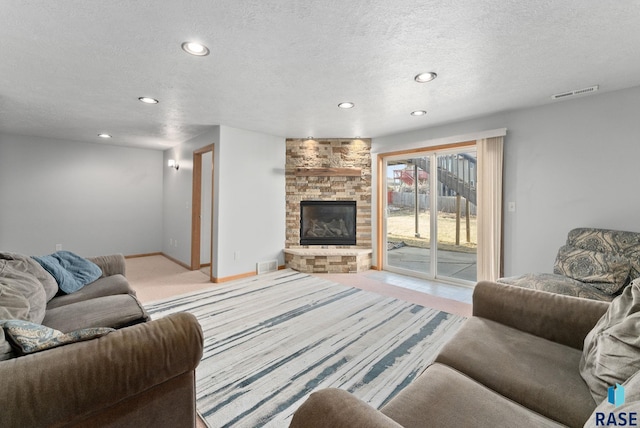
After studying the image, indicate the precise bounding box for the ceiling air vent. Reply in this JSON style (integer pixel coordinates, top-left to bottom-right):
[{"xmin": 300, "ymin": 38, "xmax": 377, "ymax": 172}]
[{"xmin": 552, "ymin": 85, "xmax": 599, "ymax": 100}]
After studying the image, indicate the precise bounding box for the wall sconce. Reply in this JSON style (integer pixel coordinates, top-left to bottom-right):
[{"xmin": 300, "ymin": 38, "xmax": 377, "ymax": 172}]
[{"xmin": 168, "ymin": 159, "xmax": 179, "ymax": 170}]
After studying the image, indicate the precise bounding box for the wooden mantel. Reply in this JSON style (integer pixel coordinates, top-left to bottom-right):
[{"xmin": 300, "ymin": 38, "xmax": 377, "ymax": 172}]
[{"xmin": 294, "ymin": 167, "xmax": 361, "ymax": 177}]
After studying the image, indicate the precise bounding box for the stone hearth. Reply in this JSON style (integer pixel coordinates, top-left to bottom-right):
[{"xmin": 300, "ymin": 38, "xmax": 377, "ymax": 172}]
[{"xmin": 284, "ymin": 248, "xmax": 372, "ymax": 273}]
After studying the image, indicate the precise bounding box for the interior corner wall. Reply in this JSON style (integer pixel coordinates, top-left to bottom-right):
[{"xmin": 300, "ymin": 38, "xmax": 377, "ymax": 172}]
[
  {"xmin": 162, "ymin": 125, "xmax": 285, "ymax": 280},
  {"xmin": 373, "ymin": 85, "xmax": 640, "ymax": 277},
  {"xmin": 0, "ymin": 133, "xmax": 163, "ymax": 256},
  {"xmin": 216, "ymin": 126, "xmax": 286, "ymax": 280},
  {"xmin": 162, "ymin": 127, "xmax": 220, "ymax": 268}
]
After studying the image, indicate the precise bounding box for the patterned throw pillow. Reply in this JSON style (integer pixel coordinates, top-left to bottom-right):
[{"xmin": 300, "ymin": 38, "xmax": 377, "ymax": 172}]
[
  {"xmin": 567, "ymin": 227, "xmax": 640, "ymax": 280},
  {"xmin": 554, "ymin": 245, "xmax": 631, "ymax": 294},
  {"xmin": 0, "ymin": 319, "xmax": 114, "ymax": 355}
]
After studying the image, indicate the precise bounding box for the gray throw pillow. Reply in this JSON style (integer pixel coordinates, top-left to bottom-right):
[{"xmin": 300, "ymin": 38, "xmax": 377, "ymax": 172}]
[
  {"xmin": 583, "ymin": 369, "xmax": 640, "ymax": 427},
  {"xmin": 0, "ymin": 260, "xmax": 47, "ymax": 323},
  {"xmin": 0, "ymin": 253, "xmax": 58, "ymax": 301},
  {"xmin": 580, "ymin": 278, "xmax": 640, "ymax": 404},
  {"xmin": 0, "ymin": 288, "xmax": 37, "ymax": 360},
  {"xmin": 554, "ymin": 245, "xmax": 631, "ymax": 294},
  {"xmin": 0, "ymin": 283, "xmax": 31, "ymax": 321},
  {"xmin": 24, "ymin": 256, "xmax": 58, "ymax": 301}
]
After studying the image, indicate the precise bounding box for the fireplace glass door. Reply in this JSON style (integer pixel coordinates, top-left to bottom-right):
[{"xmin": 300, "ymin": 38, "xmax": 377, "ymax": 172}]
[{"xmin": 300, "ymin": 201, "xmax": 356, "ymax": 246}]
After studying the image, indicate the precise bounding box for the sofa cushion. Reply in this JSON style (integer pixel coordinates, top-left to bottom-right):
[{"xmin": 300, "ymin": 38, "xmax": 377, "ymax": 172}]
[
  {"xmin": 46, "ymin": 274, "xmax": 134, "ymax": 310},
  {"xmin": 554, "ymin": 245, "xmax": 631, "ymax": 294},
  {"xmin": 580, "ymin": 278, "xmax": 640, "ymax": 404},
  {"xmin": 380, "ymin": 363, "xmax": 564, "ymax": 428},
  {"xmin": 42, "ymin": 294, "xmax": 149, "ymax": 332},
  {"xmin": 290, "ymin": 388, "xmax": 403, "ymax": 428},
  {"xmin": 434, "ymin": 317, "xmax": 595, "ymax": 427},
  {"xmin": 1, "ymin": 319, "xmax": 113, "ymax": 355},
  {"xmin": 497, "ymin": 272, "xmax": 615, "ymax": 301},
  {"xmin": 32, "ymin": 251, "xmax": 102, "ymax": 294}
]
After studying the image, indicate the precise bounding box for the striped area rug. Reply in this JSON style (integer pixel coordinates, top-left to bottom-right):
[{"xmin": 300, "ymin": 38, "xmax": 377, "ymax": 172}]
[{"xmin": 144, "ymin": 269, "xmax": 465, "ymax": 428}]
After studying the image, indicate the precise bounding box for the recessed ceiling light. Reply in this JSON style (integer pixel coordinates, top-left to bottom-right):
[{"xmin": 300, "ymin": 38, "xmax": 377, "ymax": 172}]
[
  {"xmin": 411, "ymin": 110, "xmax": 427, "ymax": 116},
  {"xmin": 338, "ymin": 102, "xmax": 354, "ymax": 109},
  {"xmin": 414, "ymin": 72, "xmax": 437, "ymax": 83},
  {"xmin": 181, "ymin": 41, "xmax": 210, "ymax": 56},
  {"xmin": 138, "ymin": 97, "xmax": 159, "ymax": 104},
  {"xmin": 98, "ymin": 133, "xmax": 112, "ymax": 138}
]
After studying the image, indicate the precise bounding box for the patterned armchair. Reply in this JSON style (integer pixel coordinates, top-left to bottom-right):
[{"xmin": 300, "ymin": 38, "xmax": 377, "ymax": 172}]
[{"xmin": 498, "ymin": 228, "xmax": 640, "ymax": 301}]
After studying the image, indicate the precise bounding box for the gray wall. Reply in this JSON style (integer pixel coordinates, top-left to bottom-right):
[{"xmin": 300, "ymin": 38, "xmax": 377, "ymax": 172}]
[
  {"xmin": 0, "ymin": 133, "xmax": 163, "ymax": 256},
  {"xmin": 163, "ymin": 125, "xmax": 285, "ymax": 280},
  {"xmin": 216, "ymin": 126, "xmax": 285, "ymax": 279},
  {"xmin": 163, "ymin": 127, "xmax": 220, "ymax": 267},
  {"xmin": 373, "ymin": 85, "xmax": 640, "ymax": 276}
]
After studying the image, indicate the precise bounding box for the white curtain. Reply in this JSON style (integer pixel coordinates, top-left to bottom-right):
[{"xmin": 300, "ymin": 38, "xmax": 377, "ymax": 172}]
[{"xmin": 477, "ymin": 136, "xmax": 504, "ymax": 281}]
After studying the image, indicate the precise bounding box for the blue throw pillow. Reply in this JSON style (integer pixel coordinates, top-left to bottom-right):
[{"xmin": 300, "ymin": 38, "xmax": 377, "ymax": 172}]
[{"xmin": 32, "ymin": 251, "xmax": 102, "ymax": 294}]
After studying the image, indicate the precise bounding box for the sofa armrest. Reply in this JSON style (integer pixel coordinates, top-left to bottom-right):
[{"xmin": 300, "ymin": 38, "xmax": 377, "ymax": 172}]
[
  {"xmin": 473, "ymin": 280, "xmax": 609, "ymax": 349},
  {"xmin": 0, "ymin": 312, "xmax": 203, "ymax": 428},
  {"xmin": 88, "ymin": 253, "xmax": 126, "ymax": 277},
  {"xmin": 289, "ymin": 388, "xmax": 403, "ymax": 428}
]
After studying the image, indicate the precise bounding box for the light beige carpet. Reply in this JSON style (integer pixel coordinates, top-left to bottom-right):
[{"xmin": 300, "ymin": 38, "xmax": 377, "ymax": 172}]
[
  {"xmin": 126, "ymin": 255, "xmax": 214, "ymax": 304},
  {"xmin": 127, "ymin": 255, "xmax": 472, "ymax": 318}
]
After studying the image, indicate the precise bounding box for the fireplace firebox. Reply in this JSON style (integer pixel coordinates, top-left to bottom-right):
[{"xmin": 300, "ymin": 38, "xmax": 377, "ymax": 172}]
[{"xmin": 300, "ymin": 201, "xmax": 356, "ymax": 246}]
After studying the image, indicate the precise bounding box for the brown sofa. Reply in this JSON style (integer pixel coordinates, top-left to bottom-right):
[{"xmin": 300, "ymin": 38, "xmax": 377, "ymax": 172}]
[
  {"xmin": 0, "ymin": 252, "xmax": 204, "ymax": 427},
  {"xmin": 290, "ymin": 280, "xmax": 618, "ymax": 428}
]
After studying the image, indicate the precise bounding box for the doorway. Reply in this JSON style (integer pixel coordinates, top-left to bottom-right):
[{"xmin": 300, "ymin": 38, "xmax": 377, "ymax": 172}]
[
  {"xmin": 191, "ymin": 144, "xmax": 214, "ymax": 281},
  {"xmin": 383, "ymin": 145, "xmax": 477, "ymax": 284}
]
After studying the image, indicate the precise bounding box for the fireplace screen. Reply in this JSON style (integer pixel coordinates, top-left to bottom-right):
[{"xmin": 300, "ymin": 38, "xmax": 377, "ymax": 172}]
[{"xmin": 300, "ymin": 201, "xmax": 356, "ymax": 245}]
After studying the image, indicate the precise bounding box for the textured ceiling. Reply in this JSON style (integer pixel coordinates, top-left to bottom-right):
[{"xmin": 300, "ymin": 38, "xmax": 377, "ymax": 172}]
[{"xmin": 1, "ymin": 1, "xmax": 640, "ymax": 150}]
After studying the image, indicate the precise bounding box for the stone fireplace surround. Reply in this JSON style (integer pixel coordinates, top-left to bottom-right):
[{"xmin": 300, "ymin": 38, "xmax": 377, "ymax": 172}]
[{"xmin": 285, "ymin": 138, "xmax": 372, "ymax": 273}]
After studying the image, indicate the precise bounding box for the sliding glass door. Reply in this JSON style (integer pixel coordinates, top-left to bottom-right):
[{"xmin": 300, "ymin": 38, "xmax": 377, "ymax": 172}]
[
  {"xmin": 386, "ymin": 156, "xmax": 432, "ymax": 274},
  {"xmin": 434, "ymin": 151, "xmax": 477, "ymax": 282},
  {"xmin": 384, "ymin": 148, "xmax": 477, "ymax": 284}
]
